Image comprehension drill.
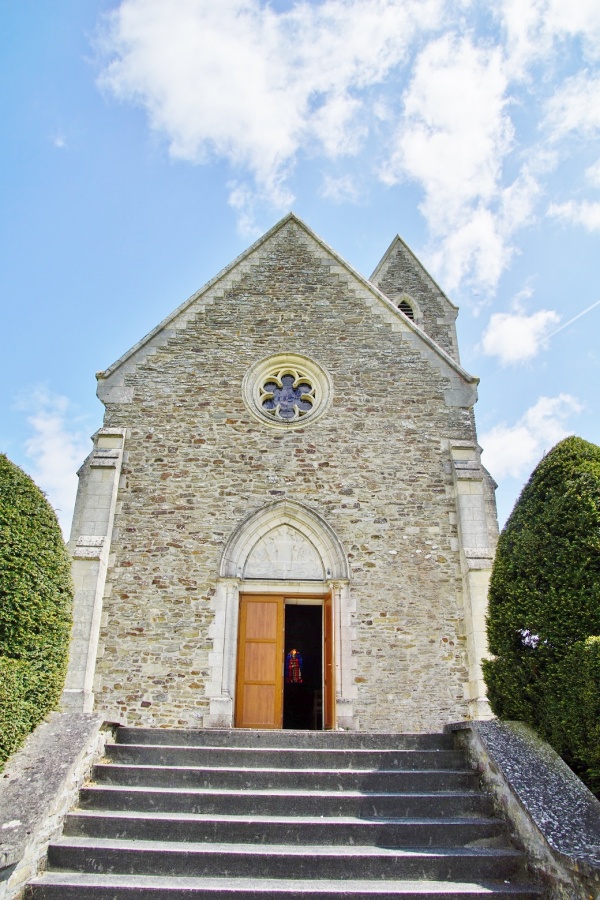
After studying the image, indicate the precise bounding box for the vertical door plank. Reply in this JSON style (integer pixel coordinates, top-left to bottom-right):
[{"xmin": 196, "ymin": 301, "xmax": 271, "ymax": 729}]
[{"xmin": 235, "ymin": 595, "xmax": 284, "ymax": 728}]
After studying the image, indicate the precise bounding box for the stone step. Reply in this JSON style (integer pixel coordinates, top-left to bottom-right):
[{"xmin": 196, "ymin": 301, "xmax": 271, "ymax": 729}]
[
  {"xmin": 25, "ymin": 872, "xmax": 543, "ymax": 900},
  {"xmin": 79, "ymin": 785, "xmax": 493, "ymax": 818},
  {"xmin": 46, "ymin": 837, "xmax": 525, "ymax": 882},
  {"xmin": 25, "ymin": 728, "xmax": 540, "ymax": 900},
  {"xmin": 105, "ymin": 743, "xmax": 466, "ymax": 771},
  {"xmin": 115, "ymin": 728, "xmax": 454, "ymax": 751},
  {"xmin": 63, "ymin": 809, "xmax": 508, "ymax": 847},
  {"xmin": 26, "ymin": 872, "xmax": 543, "ymax": 899},
  {"xmin": 93, "ymin": 763, "xmax": 479, "ymax": 793}
]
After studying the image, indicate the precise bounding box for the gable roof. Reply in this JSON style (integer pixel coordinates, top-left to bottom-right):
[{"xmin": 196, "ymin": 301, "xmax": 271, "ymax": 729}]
[
  {"xmin": 370, "ymin": 234, "xmax": 459, "ymax": 313},
  {"xmin": 96, "ymin": 213, "xmax": 478, "ymax": 400}
]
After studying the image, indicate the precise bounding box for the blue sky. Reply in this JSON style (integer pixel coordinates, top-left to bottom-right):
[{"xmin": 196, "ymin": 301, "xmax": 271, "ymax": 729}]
[{"xmin": 1, "ymin": 0, "xmax": 599, "ymax": 534}]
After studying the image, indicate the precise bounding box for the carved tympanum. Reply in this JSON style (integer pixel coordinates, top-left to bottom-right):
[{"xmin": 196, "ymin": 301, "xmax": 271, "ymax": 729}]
[{"xmin": 243, "ymin": 525, "xmax": 324, "ymax": 579}]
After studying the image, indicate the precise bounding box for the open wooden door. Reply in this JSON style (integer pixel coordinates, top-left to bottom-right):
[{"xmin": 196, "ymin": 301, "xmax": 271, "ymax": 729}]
[
  {"xmin": 235, "ymin": 595, "xmax": 284, "ymax": 728},
  {"xmin": 323, "ymin": 593, "xmax": 335, "ymax": 730}
]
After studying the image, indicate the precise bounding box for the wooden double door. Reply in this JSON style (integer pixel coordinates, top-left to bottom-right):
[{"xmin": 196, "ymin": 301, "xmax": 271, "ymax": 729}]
[{"xmin": 235, "ymin": 594, "xmax": 335, "ymax": 730}]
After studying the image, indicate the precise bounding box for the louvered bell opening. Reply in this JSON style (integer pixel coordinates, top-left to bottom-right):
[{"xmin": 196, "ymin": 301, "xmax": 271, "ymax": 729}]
[{"xmin": 397, "ymin": 300, "xmax": 414, "ymax": 320}]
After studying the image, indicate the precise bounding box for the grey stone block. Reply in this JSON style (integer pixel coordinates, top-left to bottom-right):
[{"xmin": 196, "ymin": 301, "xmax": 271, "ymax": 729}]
[
  {"xmin": 449, "ymin": 720, "xmax": 600, "ymax": 899},
  {"xmin": 0, "ymin": 713, "xmax": 110, "ymax": 900}
]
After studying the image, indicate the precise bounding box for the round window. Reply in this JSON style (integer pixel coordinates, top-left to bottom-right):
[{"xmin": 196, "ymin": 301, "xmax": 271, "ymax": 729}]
[{"xmin": 242, "ymin": 354, "xmax": 333, "ymax": 429}]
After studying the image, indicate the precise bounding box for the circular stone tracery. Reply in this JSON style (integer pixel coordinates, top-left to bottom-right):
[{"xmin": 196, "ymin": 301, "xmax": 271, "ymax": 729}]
[
  {"xmin": 260, "ymin": 368, "xmax": 315, "ymax": 421},
  {"xmin": 242, "ymin": 354, "xmax": 333, "ymax": 429}
]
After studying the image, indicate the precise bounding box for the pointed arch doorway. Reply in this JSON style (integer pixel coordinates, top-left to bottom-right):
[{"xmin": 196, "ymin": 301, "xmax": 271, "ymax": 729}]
[
  {"xmin": 204, "ymin": 501, "xmax": 356, "ymax": 731},
  {"xmin": 235, "ymin": 591, "xmax": 334, "ymax": 730}
]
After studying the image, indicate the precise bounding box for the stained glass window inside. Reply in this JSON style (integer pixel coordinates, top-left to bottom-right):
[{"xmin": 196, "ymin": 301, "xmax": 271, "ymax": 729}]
[{"xmin": 260, "ymin": 371, "xmax": 315, "ymax": 421}]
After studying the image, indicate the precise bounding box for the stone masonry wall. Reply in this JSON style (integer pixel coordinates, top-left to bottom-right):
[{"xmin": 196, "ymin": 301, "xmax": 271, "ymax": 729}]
[
  {"xmin": 371, "ymin": 239, "xmax": 460, "ymax": 362},
  {"xmin": 95, "ymin": 221, "xmax": 478, "ymax": 731}
]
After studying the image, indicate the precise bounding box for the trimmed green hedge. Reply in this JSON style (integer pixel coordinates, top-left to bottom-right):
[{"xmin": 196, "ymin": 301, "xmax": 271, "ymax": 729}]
[
  {"xmin": 541, "ymin": 637, "xmax": 600, "ymax": 792},
  {"xmin": 0, "ymin": 454, "xmax": 73, "ymax": 768},
  {"xmin": 483, "ymin": 436, "xmax": 600, "ymax": 792}
]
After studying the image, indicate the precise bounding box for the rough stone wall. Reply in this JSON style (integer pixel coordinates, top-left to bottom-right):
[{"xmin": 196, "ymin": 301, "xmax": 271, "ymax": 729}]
[
  {"xmin": 95, "ymin": 222, "xmax": 477, "ymax": 731},
  {"xmin": 450, "ymin": 721, "xmax": 600, "ymax": 900},
  {"xmin": 371, "ymin": 238, "xmax": 460, "ymax": 362},
  {"xmin": 0, "ymin": 714, "xmax": 109, "ymax": 900}
]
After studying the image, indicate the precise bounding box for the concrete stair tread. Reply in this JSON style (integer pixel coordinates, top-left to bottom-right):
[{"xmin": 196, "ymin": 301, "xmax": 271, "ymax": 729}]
[
  {"xmin": 115, "ymin": 729, "xmax": 455, "ymax": 748},
  {"xmin": 52, "ymin": 836, "xmax": 522, "ymax": 858},
  {"xmin": 96, "ymin": 764, "xmax": 475, "ymax": 775},
  {"xmin": 28, "ymin": 871, "xmax": 542, "ymax": 894},
  {"xmin": 84, "ymin": 784, "xmax": 484, "ymax": 799},
  {"xmin": 69, "ymin": 809, "xmax": 503, "ymax": 826},
  {"xmin": 108, "ymin": 744, "xmax": 457, "ymax": 755},
  {"xmin": 105, "ymin": 746, "xmax": 466, "ymax": 772}
]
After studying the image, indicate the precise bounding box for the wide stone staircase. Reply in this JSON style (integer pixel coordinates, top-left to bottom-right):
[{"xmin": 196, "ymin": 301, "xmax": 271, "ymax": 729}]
[{"xmin": 26, "ymin": 728, "xmax": 540, "ymax": 898}]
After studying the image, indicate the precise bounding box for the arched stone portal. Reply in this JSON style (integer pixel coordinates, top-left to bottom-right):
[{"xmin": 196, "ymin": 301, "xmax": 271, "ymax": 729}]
[{"xmin": 204, "ymin": 501, "xmax": 356, "ymax": 729}]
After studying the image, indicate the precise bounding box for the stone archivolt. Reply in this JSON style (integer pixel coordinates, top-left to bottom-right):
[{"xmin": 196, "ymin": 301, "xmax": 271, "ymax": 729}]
[{"xmin": 219, "ymin": 499, "xmax": 350, "ymax": 582}]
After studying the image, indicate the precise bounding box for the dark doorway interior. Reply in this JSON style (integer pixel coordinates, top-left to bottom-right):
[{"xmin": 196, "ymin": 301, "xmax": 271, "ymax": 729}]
[{"xmin": 283, "ymin": 604, "xmax": 323, "ymax": 730}]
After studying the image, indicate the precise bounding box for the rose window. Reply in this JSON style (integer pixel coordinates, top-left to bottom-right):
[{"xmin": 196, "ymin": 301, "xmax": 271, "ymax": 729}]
[
  {"xmin": 260, "ymin": 370, "xmax": 315, "ymax": 421},
  {"xmin": 242, "ymin": 353, "xmax": 333, "ymax": 429}
]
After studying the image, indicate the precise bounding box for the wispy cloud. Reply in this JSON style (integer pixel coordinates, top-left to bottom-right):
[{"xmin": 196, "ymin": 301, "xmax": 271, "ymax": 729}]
[
  {"xmin": 98, "ymin": 0, "xmax": 442, "ymax": 231},
  {"xmin": 480, "ymin": 393, "xmax": 582, "ymax": 480},
  {"xmin": 320, "ymin": 174, "xmax": 360, "ymax": 203},
  {"xmin": 544, "ymin": 73, "xmax": 600, "ymax": 140},
  {"xmin": 97, "ymin": 0, "xmax": 600, "ymax": 289},
  {"xmin": 481, "ymin": 304, "xmax": 560, "ymax": 365},
  {"xmin": 548, "ymin": 200, "xmax": 600, "ymax": 232},
  {"xmin": 16, "ymin": 388, "xmax": 91, "ymax": 537}
]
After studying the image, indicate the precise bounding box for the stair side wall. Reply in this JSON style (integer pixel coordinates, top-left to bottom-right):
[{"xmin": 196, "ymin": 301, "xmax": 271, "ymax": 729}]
[{"xmin": 450, "ymin": 720, "xmax": 600, "ymax": 899}]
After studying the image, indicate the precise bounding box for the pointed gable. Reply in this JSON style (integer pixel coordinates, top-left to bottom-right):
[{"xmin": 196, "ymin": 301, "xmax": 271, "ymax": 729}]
[
  {"xmin": 370, "ymin": 235, "xmax": 460, "ymax": 362},
  {"xmin": 96, "ymin": 213, "xmax": 476, "ymax": 408}
]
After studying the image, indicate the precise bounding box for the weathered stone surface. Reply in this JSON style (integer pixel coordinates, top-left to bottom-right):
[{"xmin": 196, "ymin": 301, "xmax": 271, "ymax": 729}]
[
  {"xmin": 0, "ymin": 713, "xmax": 111, "ymax": 900},
  {"xmin": 370, "ymin": 235, "xmax": 460, "ymax": 361},
  {"xmin": 449, "ymin": 720, "xmax": 600, "ymax": 900},
  {"xmin": 67, "ymin": 215, "xmax": 497, "ymax": 731}
]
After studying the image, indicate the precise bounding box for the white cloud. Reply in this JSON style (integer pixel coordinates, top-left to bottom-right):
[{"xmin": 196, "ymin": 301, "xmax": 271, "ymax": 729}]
[
  {"xmin": 544, "ymin": 73, "xmax": 600, "ymax": 141},
  {"xmin": 544, "ymin": 0, "xmax": 600, "ymax": 61},
  {"xmin": 497, "ymin": 0, "xmax": 552, "ymax": 77},
  {"xmin": 548, "ymin": 200, "xmax": 600, "ymax": 232},
  {"xmin": 320, "ymin": 173, "xmax": 360, "ymax": 203},
  {"xmin": 481, "ymin": 305, "xmax": 560, "ymax": 365},
  {"xmin": 17, "ymin": 388, "xmax": 91, "ymax": 537},
  {"xmin": 380, "ymin": 34, "xmax": 533, "ymax": 293},
  {"xmin": 586, "ymin": 158, "xmax": 600, "ymax": 187},
  {"xmin": 97, "ymin": 0, "xmax": 597, "ymax": 291},
  {"xmin": 99, "ymin": 0, "xmax": 443, "ymax": 217},
  {"xmin": 480, "ymin": 393, "xmax": 582, "ymax": 480},
  {"xmin": 498, "ymin": 0, "xmax": 600, "ymax": 75}
]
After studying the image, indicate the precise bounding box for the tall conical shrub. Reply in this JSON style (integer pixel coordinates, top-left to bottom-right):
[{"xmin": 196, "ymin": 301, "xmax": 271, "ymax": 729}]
[
  {"xmin": 483, "ymin": 436, "xmax": 600, "ymax": 789},
  {"xmin": 0, "ymin": 454, "xmax": 73, "ymax": 767}
]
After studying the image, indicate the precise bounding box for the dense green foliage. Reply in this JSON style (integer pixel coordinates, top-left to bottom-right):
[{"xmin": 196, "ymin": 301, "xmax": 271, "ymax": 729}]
[
  {"xmin": 0, "ymin": 454, "xmax": 73, "ymax": 767},
  {"xmin": 541, "ymin": 637, "xmax": 600, "ymax": 792},
  {"xmin": 483, "ymin": 436, "xmax": 600, "ymax": 791}
]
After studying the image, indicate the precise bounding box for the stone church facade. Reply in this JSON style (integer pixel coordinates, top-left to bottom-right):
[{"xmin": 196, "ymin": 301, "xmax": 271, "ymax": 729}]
[{"xmin": 63, "ymin": 214, "xmax": 498, "ymax": 733}]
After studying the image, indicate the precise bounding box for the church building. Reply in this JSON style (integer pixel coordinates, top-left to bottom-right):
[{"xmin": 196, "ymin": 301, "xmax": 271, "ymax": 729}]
[{"xmin": 63, "ymin": 214, "xmax": 498, "ymax": 733}]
